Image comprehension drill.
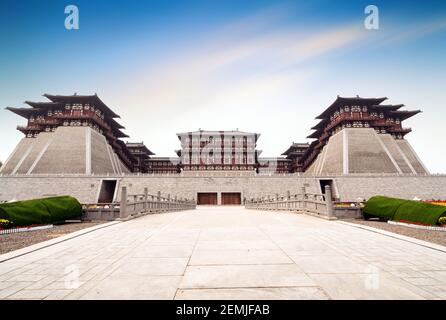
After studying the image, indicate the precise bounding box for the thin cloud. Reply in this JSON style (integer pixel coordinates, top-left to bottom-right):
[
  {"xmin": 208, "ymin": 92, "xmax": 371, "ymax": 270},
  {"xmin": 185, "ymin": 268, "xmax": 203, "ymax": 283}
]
[
  {"xmin": 376, "ymin": 16, "xmax": 446, "ymax": 46},
  {"xmin": 121, "ymin": 22, "xmax": 365, "ymax": 116}
]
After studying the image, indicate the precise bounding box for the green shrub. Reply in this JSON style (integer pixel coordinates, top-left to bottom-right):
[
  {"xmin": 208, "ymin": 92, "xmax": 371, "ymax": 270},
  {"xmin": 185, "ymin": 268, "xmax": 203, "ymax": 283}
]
[
  {"xmin": 362, "ymin": 196, "xmax": 407, "ymax": 220},
  {"xmin": 363, "ymin": 196, "xmax": 446, "ymax": 226},
  {"xmin": 0, "ymin": 196, "xmax": 82, "ymax": 227}
]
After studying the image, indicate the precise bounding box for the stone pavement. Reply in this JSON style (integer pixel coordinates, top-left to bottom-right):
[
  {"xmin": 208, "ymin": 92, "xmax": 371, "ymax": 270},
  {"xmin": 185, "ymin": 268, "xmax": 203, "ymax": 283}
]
[{"xmin": 1, "ymin": 206, "xmax": 446, "ymax": 300}]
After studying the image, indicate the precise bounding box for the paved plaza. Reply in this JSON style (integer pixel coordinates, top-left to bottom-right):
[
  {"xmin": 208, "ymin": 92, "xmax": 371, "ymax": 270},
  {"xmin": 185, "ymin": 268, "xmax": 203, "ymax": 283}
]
[{"xmin": 1, "ymin": 207, "xmax": 446, "ymax": 300}]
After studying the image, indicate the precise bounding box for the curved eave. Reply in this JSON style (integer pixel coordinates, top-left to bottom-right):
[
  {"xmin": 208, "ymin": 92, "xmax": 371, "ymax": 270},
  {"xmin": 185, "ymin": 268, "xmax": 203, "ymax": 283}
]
[
  {"xmin": 389, "ymin": 110, "xmax": 421, "ymax": 120},
  {"xmin": 111, "ymin": 126, "xmax": 129, "ymax": 138},
  {"xmin": 116, "ymin": 140, "xmax": 136, "ymax": 161},
  {"xmin": 316, "ymin": 96, "xmax": 388, "ymax": 119},
  {"xmin": 307, "ymin": 130, "xmax": 321, "ymax": 139},
  {"xmin": 6, "ymin": 107, "xmax": 41, "ymax": 118},
  {"xmin": 301, "ymin": 140, "xmax": 318, "ymax": 159},
  {"xmin": 311, "ymin": 119, "xmax": 328, "ymax": 130},
  {"xmin": 126, "ymin": 144, "xmax": 154, "ymax": 156},
  {"xmin": 25, "ymin": 101, "xmax": 63, "ymax": 109},
  {"xmin": 281, "ymin": 145, "xmax": 308, "ymax": 156},
  {"xmin": 115, "ymin": 132, "xmax": 129, "ymax": 138},
  {"xmin": 109, "ymin": 117, "xmax": 125, "ymax": 129},
  {"xmin": 369, "ymin": 104, "xmax": 404, "ymax": 111},
  {"xmin": 43, "ymin": 94, "xmax": 120, "ymax": 118},
  {"xmin": 176, "ymin": 130, "xmax": 260, "ymax": 137}
]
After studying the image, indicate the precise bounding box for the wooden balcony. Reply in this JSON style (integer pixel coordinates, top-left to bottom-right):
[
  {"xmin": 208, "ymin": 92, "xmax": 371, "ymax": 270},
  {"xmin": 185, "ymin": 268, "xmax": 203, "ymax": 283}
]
[
  {"xmin": 17, "ymin": 125, "xmax": 41, "ymax": 132},
  {"xmin": 326, "ymin": 113, "xmax": 378, "ymax": 131},
  {"xmin": 53, "ymin": 114, "xmax": 112, "ymax": 131}
]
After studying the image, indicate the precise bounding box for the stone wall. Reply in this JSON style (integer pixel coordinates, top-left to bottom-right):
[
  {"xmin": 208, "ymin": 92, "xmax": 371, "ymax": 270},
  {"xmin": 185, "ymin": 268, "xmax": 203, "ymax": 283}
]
[
  {"xmin": 331, "ymin": 175, "xmax": 446, "ymax": 201},
  {"xmin": 1, "ymin": 173, "xmax": 445, "ymax": 204}
]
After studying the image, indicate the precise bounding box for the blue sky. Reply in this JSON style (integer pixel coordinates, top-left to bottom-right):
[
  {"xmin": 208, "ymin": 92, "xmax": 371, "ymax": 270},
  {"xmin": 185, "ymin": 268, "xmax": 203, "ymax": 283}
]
[{"xmin": 1, "ymin": 0, "xmax": 445, "ymax": 172}]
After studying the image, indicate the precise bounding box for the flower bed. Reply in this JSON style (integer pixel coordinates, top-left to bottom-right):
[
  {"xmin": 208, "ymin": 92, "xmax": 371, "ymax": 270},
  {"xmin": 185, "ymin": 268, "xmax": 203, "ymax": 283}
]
[
  {"xmin": 334, "ymin": 202, "xmax": 363, "ymax": 208},
  {"xmin": 424, "ymin": 200, "xmax": 446, "ymax": 207},
  {"xmin": 0, "ymin": 219, "xmax": 14, "ymax": 229}
]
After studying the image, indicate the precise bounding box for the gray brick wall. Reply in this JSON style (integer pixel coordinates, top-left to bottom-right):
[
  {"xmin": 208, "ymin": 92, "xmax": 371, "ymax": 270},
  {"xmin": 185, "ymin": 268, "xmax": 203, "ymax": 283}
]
[{"xmin": 1, "ymin": 173, "xmax": 445, "ymax": 204}]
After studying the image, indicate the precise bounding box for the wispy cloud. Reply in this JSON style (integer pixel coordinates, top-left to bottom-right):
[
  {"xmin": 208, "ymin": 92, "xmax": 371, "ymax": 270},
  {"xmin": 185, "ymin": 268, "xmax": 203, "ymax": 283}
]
[
  {"xmin": 117, "ymin": 11, "xmax": 366, "ymax": 119},
  {"xmin": 112, "ymin": 8, "xmax": 446, "ymax": 168},
  {"xmin": 375, "ymin": 16, "xmax": 446, "ymax": 47}
]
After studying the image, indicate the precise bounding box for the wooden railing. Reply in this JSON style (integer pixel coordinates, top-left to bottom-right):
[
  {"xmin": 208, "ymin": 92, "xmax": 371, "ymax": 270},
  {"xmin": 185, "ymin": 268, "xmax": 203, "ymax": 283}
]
[
  {"xmin": 245, "ymin": 186, "xmax": 334, "ymax": 218},
  {"xmin": 83, "ymin": 187, "xmax": 196, "ymax": 220}
]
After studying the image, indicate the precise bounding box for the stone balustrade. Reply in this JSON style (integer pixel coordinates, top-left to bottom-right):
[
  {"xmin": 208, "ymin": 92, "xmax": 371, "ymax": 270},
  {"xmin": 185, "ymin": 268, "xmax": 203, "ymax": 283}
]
[
  {"xmin": 245, "ymin": 185, "xmax": 334, "ymax": 218},
  {"xmin": 83, "ymin": 186, "xmax": 196, "ymax": 220}
]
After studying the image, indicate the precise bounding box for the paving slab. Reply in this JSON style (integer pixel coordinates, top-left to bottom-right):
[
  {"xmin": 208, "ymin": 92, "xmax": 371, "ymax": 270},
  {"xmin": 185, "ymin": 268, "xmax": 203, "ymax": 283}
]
[
  {"xmin": 189, "ymin": 249, "xmax": 293, "ymax": 265},
  {"xmin": 175, "ymin": 287, "xmax": 330, "ymax": 300},
  {"xmin": 1, "ymin": 206, "xmax": 445, "ymax": 299},
  {"xmin": 110, "ymin": 257, "xmax": 189, "ymax": 276},
  {"xmin": 308, "ymin": 273, "xmax": 424, "ymax": 300},
  {"xmin": 180, "ymin": 264, "xmax": 318, "ymax": 288},
  {"xmin": 80, "ymin": 275, "xmax": 182, "ymax": 300}
]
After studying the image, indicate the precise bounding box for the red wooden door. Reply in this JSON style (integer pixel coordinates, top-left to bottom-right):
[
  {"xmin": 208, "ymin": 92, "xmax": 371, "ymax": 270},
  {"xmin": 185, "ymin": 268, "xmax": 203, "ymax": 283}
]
[
  {"xmin": 221, "ymin": 193, "xmax": 241, "ymax": 205},
  {"xmin": 197, "ymin": 193, "xmax": 218, "ymax": 205}
]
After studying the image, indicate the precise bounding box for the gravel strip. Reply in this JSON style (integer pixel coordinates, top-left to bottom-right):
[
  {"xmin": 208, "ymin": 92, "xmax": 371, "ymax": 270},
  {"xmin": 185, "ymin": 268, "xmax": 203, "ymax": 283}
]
[
  {"xmin": 0, "ymin": 222, "xmax": 104, "ymax": 255},
  {"xmin": 346, "ymin": 219, "xmax": 446, "ymax": 247}
]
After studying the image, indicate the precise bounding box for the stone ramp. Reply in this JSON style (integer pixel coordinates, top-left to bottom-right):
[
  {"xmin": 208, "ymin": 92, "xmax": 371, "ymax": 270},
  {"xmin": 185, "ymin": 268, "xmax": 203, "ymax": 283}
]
[
  {"xmin": 318, "ymin": 132, "xmax": 343, "ymax": 174},
  {"xmin": 0, "ymin": 138, "xmax": 34, "ymax": 174},
  {"xmin": 1, "ymin": 126, "xmax": 132, "ymax": 175},
  {"xmin": 91, "ymin": 129, "xmax": 116, "ymax": 174},
  {"xmin": 15, "ymin": 132, "xmax": 54, "ymax": 174},
  {"xmin": 396, "ymin": 139, "xmax": 428, "ymax": 174},
  {"xmin": 32, "ymin": 126, "xmax": 87, "ymax": 174},
  {"xmin": 309, "ymin": 128, "xmax": 426, "ymax": 175},
  {"xmin": 378, "ymin": 134, "xmax": 414, "ymax": 174},
  {"xmin": 347, "ymin": 128, "xmax": 398, "ymax": 174}
]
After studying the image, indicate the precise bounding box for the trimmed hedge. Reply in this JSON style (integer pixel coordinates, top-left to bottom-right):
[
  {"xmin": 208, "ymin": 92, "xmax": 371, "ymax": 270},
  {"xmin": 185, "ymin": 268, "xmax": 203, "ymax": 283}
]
[
  {"xmin": 363, "ymin": 196, "xmax": 446, "ymax": 226},
  {"xmin": 0, "ymin": 196, "xmax": 82, "ymax": 227}
]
